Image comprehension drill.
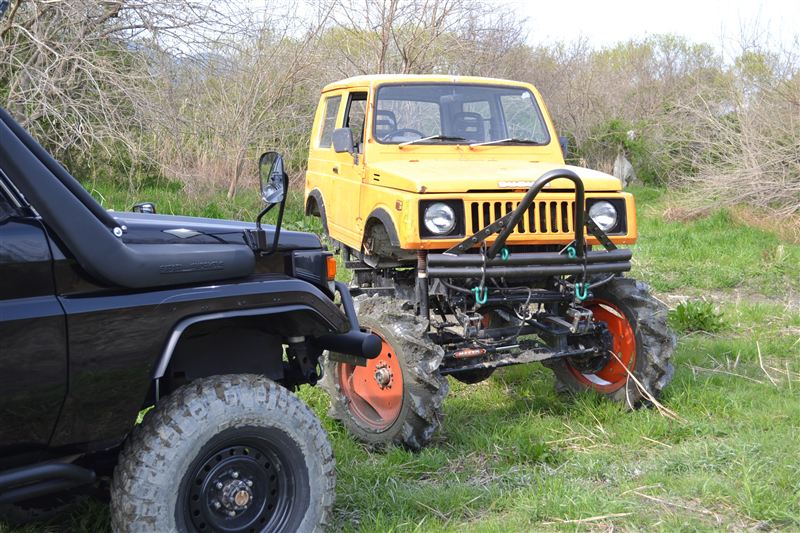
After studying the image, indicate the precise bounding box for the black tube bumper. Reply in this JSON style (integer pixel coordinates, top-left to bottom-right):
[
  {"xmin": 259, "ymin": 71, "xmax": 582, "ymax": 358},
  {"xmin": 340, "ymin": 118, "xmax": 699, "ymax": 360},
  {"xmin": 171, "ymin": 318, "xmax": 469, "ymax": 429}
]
[
  {"xmin": 314, "ymin": 281, "xmax": 382, "ymax": 359},
  {"xmin": 426, "ymin": 249, "xmax": 631, "ymax": 279}
]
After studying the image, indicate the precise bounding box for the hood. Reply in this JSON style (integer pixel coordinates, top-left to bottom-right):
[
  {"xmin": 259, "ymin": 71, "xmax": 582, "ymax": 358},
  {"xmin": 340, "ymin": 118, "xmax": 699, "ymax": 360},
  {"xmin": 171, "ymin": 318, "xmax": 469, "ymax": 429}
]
[
  {"xmin": 368, "ymin": 159, "xmax": 621, "ymax": 194},
  {"xmin": 114, "ymin": 212, "xmax": 322, "ymax": 250}
]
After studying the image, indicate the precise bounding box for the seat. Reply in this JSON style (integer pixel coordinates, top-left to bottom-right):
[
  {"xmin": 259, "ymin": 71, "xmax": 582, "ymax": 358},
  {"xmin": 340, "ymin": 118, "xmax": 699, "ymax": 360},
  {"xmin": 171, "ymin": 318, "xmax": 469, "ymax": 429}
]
[
  {"xmin": 452, "ymin": 111, "xmax": 485, "ymax": 142},
  {"xmin": 374, "ymin": 109, "xmax": 397, "ymax": 137}
]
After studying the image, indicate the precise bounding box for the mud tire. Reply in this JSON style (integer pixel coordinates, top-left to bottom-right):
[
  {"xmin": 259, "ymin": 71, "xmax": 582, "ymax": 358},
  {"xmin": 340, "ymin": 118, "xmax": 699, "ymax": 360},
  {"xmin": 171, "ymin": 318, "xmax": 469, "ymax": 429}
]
[
  {"xmin": 547, "ymin": 277, "xmax": 676, "ymax": 407},
  {"xmin": 110, "ymin": 374, "xmax": 335, "ymax": 533},
  {"xmin": 320, "ymin": 297, "xmax": 448, "ymax": 450}
]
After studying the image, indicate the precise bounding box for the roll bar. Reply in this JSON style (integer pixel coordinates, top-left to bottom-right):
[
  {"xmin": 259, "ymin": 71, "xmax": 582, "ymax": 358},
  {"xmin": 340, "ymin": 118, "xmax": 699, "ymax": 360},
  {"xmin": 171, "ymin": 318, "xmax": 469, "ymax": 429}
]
[
  {"xmin": 444, "ymin": 168, "xmax": 586, "ymax": 258},
  {"xmin": 486, "ymin": 168, "xmax": 585, "ymax": 259}
]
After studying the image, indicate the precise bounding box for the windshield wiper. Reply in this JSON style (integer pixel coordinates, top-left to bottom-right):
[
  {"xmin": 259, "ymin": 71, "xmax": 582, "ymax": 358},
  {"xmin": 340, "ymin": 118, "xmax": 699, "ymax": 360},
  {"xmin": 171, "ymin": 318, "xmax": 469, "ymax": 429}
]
[
  {"xmin": 399, "ymin": 134, "xmax": 469, "ymax": 146},
  {"xmin": 469, "ymin": 138, "xmax": 544, "ymax": 147}
]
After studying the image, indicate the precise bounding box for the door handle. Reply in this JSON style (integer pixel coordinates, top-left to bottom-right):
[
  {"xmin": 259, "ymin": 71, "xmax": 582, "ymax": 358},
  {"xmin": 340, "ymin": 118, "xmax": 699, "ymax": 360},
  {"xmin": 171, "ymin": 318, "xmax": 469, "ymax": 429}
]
[{"xmin": 332, "ymin": 166, "xmax": 339, "ymax": 174}]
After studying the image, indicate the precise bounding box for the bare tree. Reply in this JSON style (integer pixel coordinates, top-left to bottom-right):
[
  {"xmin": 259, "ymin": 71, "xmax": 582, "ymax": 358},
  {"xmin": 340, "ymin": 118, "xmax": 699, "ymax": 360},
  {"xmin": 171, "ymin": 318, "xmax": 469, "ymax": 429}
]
[
  {"xmin": 2, "ymin": 0, "xmax": 795, "ymax": 218},
  {"xmin": 0, "ymin": 0, "xmax": 248, "ymax": 159},
  {"xmin": 134, "ymin": 1, "xmax": 331, "ymax": 197},
  {"xmin": 681, "ymin": 43, "xmax": 800, "ymax": 216},
  {"xmin": 311, "ymin": 0, "xmax": 524, "ymax": 75}
]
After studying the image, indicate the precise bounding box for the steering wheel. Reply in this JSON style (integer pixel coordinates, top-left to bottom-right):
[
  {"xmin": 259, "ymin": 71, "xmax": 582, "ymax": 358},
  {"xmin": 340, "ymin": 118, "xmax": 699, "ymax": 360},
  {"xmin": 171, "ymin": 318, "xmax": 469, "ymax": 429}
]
[{"xmin": 382, "ymin": 128, "xmax": 425, "ymax": 142}]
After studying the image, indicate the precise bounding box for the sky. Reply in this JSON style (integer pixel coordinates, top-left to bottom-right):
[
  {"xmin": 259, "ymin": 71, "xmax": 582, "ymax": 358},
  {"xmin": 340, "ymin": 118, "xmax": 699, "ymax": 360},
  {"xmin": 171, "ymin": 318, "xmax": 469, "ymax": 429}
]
[{"xmin": 509, "ymin": 0, "xmax": 799, "ymax": 54}]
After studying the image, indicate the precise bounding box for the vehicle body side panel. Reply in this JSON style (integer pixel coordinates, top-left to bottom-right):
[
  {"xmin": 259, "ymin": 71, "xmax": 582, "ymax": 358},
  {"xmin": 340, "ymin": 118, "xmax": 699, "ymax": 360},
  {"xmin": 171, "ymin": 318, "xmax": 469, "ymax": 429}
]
[
  {"xmin": 47, "ymin": 243, "xmax": 349, "ymax": 449},
  {"xmin": 306, "ymin": 89, "xmax": 367, "ymax": 245},
  {"xmin": 0, "ymin": 217, "xmax": 67, "ymax": 455}
]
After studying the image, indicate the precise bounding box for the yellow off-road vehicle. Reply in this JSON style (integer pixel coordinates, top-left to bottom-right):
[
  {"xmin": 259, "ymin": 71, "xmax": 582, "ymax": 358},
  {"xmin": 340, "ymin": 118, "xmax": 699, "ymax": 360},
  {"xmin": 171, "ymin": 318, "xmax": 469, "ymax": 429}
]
[{"xmin": 306, "ymin": 75, "xmax": 675, "ymax": 449}]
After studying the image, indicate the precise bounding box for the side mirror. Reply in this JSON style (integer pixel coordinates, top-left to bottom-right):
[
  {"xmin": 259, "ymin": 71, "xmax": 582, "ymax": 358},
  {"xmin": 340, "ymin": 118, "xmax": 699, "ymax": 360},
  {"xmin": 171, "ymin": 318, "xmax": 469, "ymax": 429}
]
[
  {"xmin": 558, "ymin": 135, "xmax": 570, "ymax": 159},
  {"xmin": 247, "ymin": 151, "xmax": 289, "ymax": 254},
  {"xmin": 131, "ymin": 202, "xmax": 156, "ymax": 214},
  {"xmin": 258, "ymin": 151, "xmax": 288, "ymax": 206},
  {"xmin": 332, "ymin": 128, "xmax": 354, "ymax": 154}
]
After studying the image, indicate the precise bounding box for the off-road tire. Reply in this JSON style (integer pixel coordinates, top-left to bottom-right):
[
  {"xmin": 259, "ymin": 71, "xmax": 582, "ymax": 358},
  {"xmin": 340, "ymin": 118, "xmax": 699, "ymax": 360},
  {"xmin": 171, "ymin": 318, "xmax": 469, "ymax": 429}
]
[
  {"xmin": 547, "ymin": 277, "xmax": 675, "ymax": 407},
  {"xmin": 110, "ymin": 374, "xmax": 335, "ymax": 533},
  {"xmin": 320, "ymin": 297, "xmax": 448, "ymax": 450}
]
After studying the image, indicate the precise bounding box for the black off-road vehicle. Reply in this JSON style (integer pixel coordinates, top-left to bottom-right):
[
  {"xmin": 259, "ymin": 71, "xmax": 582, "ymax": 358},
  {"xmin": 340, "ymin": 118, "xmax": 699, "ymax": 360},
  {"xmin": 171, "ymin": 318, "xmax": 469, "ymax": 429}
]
[{"xmin": 0, "ymin": 107, "xmax": 380, "ymax": 531}]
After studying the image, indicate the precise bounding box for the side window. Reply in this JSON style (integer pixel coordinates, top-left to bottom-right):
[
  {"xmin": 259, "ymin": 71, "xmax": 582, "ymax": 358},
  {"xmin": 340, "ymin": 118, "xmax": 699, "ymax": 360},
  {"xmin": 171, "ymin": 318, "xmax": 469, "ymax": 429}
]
[
  {"xmin": 318, "ymin": 95, "xmax": 342, "ymax": 149},
  {"xmin": 345, "ymin": 92, "xmax": 367, "ymax": 152}
]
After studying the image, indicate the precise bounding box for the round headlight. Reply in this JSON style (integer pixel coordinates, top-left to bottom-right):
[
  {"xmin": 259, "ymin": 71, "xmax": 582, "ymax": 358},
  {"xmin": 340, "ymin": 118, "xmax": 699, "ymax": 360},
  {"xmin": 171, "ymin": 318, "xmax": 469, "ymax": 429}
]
[
  {"xmin": 588, "ymin": 201, "xmax": 618, "ymax": 232},
  {"xmin": 424, "ymin": 203, "xmax": 456, "ymax": 235}
]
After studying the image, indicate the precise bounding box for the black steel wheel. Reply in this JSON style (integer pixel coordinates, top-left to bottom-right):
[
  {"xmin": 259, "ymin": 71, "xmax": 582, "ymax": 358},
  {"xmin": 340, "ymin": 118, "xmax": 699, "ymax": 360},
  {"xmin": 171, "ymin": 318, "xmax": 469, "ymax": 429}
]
[{"xmin": 181, "ymin": 430, "xmax": 302, "ymax": 533}]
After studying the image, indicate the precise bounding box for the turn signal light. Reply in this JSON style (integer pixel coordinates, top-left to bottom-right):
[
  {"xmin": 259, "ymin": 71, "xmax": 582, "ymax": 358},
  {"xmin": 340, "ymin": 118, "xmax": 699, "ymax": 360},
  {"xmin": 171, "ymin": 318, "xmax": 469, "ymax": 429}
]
[{"xmin": 326, "ymin": 255, "xmax": 337, "ymax": 281}]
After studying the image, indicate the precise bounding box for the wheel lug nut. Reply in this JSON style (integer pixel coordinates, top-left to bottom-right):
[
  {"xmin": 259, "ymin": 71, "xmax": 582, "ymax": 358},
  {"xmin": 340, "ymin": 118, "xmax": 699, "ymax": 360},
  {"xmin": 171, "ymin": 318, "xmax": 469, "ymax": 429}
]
[
  {"xmin": 245, "ymin": 479, "xmax": 253, "ymax": 487},
  {"xmin": 213, "ymin": 501, "xmax": 221, "ymax": 509},
  {"xmin": 215, "ymin": 481, "xmax": 223, "ymax": 489},
  {"xmin": 228, "ymin": 510, "xmax": 236, "ymax": 517},
  {"xmin": 232, "ymin": 471, "xmax": 239, "ymax": 479}
]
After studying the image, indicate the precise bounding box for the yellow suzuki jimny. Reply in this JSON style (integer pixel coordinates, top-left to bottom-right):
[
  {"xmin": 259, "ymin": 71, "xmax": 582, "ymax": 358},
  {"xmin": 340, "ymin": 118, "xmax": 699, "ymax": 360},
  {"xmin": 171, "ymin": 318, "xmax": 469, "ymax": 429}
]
[{"xmin": 306, "ymin": 75, "xmax": 675, "ymax": 450}]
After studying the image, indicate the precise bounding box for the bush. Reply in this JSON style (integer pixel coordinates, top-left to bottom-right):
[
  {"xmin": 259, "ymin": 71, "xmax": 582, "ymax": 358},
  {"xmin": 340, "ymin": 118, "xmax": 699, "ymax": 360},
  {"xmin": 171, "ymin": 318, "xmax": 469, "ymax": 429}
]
[
  {"xmin": 669, "ymin": 300, "xmax": 727, "ymax": 333},
  {"xmin": 576, "ymin": 118, "xmax": 698, "ymax": 186}
]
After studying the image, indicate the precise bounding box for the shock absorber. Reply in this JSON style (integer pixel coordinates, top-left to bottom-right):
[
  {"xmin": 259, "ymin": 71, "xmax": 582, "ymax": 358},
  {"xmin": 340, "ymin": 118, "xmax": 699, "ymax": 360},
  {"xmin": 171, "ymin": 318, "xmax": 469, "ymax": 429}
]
[{"xmin": 416, "ymin": 250, "xmax": 430, "ymax": 323}]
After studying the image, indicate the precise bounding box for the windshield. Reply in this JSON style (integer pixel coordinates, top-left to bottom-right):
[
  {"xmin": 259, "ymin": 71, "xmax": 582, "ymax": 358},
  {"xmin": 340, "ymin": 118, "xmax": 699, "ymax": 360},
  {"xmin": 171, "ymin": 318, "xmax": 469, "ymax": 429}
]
[{"xmin": 373, "ymin": 83, "xmax": 551, "ymax": 145}]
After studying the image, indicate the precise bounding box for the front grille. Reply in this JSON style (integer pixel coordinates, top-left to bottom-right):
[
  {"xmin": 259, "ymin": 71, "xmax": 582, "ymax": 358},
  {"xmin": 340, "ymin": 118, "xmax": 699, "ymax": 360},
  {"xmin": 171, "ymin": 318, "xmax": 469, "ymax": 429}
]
[{"xmin": 468, "ymin": 200, "xmax": 576, "ymax": 235}]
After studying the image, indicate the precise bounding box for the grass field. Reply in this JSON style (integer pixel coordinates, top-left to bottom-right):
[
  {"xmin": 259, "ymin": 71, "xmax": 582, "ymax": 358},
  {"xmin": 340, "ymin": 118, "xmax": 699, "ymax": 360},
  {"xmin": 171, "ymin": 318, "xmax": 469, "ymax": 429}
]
[{"xmin": 3, "ymin": 184, "xmax": 799, "ymax": 532}]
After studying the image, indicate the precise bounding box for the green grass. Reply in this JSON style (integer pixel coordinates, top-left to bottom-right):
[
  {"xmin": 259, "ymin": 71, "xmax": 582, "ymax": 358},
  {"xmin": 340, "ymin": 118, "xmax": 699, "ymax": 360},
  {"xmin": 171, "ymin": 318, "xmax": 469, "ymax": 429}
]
[
  {"xmin": 3, "ymin": 182, "xmax": 800, "ymax": 532},
  {"xmin": 628, "ymin": 185, "xmax": 800, "ymax": 296}
]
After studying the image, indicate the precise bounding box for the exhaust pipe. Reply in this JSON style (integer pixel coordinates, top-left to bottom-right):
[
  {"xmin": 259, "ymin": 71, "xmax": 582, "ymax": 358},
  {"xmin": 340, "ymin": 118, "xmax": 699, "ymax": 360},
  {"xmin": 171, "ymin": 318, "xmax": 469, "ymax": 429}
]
[{"xmin": 314, "ymin": 282, "xmax": 382, "ymax": 359}]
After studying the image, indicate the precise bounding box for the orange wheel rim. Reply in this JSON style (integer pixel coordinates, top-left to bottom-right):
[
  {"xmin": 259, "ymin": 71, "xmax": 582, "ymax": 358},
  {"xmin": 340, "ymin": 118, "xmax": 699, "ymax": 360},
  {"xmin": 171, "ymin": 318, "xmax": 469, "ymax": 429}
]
[
  {"xmin": 568, "ymin": 300, "xmax": 636, "ymax": 393},
  {"xmin": 337, "ymin": 331, "xmax": 403, "ymax": 431}
]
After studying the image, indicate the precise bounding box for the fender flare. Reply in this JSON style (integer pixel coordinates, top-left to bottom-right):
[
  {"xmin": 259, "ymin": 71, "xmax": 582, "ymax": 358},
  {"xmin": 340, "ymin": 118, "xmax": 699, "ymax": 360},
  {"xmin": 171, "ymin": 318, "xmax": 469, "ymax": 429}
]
[
  {"xmin": 305, "ymin": 189, "xmax": 329, "ymax": 234},
  {"xmin": 153, "ymin": 305, "xmax": 316, "ymax": 380},
  {"xmin": 364, "ymin": 207, "xmax": 401, "ymax": 247},
  {"xmin": 153, "ymin": 281, "xmax": 376, "ymax": 382}
]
